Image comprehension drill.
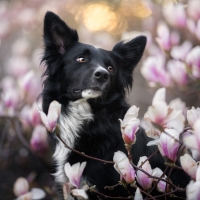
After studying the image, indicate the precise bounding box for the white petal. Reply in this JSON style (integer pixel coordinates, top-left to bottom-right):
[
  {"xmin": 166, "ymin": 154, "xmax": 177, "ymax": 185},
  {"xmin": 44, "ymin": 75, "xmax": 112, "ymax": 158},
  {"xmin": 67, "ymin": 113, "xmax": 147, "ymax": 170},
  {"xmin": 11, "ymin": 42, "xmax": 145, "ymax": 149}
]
[
  {"xmin": 38, "ymin": 111, "xmax": 50, "ymax": 131},
  {"xmin": 134, "ymin": 188, "xmax": 143, "ymax": 200},
  {"xmin": 147, "ymin": 139, "xmax": 160, "ymax": 146},
  {"xmin": 71, "ymin": 189, "xmax": 88, "ymax": 199},
  {"xmin": 152, "ymin": 88, "xmax": 166, "ymax": 105},
  {"xmin": 30, "ymin": 188, "xmax": 46, "ymax": 200}
]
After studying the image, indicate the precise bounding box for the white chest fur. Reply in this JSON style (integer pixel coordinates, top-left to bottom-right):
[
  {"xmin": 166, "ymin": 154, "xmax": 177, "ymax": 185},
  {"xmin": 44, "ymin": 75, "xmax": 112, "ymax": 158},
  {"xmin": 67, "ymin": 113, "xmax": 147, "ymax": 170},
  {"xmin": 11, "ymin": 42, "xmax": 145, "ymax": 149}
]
[{"xmin": 53, "ymin": 99, "xmax": 93, "ymax": 183}]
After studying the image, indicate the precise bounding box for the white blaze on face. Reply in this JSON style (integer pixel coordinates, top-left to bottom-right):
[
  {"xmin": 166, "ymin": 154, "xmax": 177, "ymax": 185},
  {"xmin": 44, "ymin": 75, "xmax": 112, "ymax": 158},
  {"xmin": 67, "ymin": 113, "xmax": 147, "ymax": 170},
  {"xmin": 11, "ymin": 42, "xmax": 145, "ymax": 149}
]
[{"xmin": 82, "ymin": 89, "xmax": 102, "ymax": 99}]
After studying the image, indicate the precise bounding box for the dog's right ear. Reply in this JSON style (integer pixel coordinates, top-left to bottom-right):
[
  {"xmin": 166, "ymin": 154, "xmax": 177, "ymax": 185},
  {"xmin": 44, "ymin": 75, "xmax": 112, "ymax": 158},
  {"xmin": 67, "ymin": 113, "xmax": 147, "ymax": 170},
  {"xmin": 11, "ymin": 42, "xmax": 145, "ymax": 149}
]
[{"xmin": 43, "ymin": 11, "xmax": 78, "ymax": 54}]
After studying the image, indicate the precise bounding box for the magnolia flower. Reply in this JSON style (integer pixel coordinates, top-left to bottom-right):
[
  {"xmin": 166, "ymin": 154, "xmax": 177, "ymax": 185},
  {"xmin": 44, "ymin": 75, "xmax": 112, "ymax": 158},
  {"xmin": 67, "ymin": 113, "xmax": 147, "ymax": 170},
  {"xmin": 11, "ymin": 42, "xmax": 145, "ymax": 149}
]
[
  {"xmin": 28, "ymin": 102, "xmax": 41, "ymax": 126},
  {"xmin": 30, "ymin": 125, "xmax": 48, "ymax": 153},
  {"xmin": 163, "ymin": 3, "xmax": 186, "ymax": 28},
  {"xmin": 63, "ymin": 183, "xmax": 88, "ymax": 200},
  {"xmin": 39, "ymin": 100, "xmax": 61, "ymax": 132},
  {"xmin": 186, "ymin": 167, "xmax": 200, "ymax": 200},
  {"xmin": 184, "ymin": 119, "xmax": 200, "ymax": 151},
  {"xmin": 134, "ymin": 187, "xmax": 143, "ymax": 200},
  {"xmin": 187, "ymin": 107, "xmax": 200, "ymax": 128},
  {"xmin": 13, "ymin": 177, "xmax": 29, "ymax": 197},
  {"xmin": 169, "ymin": 98, "xmax": 186, "ymax": 116},
  {"xmin": 144, "ymin": 88, "xmax": 185, "ymax": 133},
  {"xmin": 2, "ymin": 88, "xmax": 21, "ymax": 109},
  {"xmin": 170, "ymin": 41, "xmax": 192, "ymax": 61},
  {"xmin": 185, "ymin": 46, "xmax": 200, "ymax": 79},
  {"xmin": 148, "ymin": 128, "xmax": 180, "ymax": 162},
  {"xmin": 136, "ymin": 156, "xmax": 153, "ymax": 191},
  {"xmin": 19, "ymin": 70, "xmax": 35, "ymax": 94},
  {"xmin": 167, "ymin": 60, "xmax": 188, "ymax": 85},
  {"xmin": 186, "ymin": 181, "xmax": 200, "ymax": 200},
  {"xmin": 152, "ymin": 168, "xmax": 167, "ymax": 193},
  {"xmin": 119, "ymin": 105, "xmax": 140, "ymax": 145},
  {"xmin": 156, "ymin": 22, "xmax": 179, "ymax": 51},
  {"xmin": 180, "ymin": 154, "xmax": 199, "ymax": 180},
  {"xmin": 64, "ymin": 162, "xmax": 87, "ymax": 189},
  {"xmin": 71, "ymin": 188, "xmax": 88, "ymax": 199},
  {"xmin": 113, "ymin": 151, "xmax": 135, "ymax": 183},
  {"xmin": 140, "ymin": 56, "xmax": 171, "ymax": 87},
  {"xmin": 187, "ymin": 0, "xmax": 200, "ymax": 21}
]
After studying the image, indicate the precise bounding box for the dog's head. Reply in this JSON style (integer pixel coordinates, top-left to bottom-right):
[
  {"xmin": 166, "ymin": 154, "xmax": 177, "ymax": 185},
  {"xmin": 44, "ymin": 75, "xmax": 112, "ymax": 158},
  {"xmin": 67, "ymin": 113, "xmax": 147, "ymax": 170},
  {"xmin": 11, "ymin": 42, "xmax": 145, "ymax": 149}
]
[{"xmin": 41, "ymin": 12, "xmax": 146, "ymax": 113}]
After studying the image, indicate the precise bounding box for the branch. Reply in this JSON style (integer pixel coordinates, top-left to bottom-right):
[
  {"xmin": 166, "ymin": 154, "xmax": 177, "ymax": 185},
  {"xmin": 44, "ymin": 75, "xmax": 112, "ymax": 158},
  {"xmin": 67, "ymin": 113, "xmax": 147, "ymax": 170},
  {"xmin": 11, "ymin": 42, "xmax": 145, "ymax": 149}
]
[{"xmin": 56, "ymin": 132, "xmax": 114, "ymax": 164}]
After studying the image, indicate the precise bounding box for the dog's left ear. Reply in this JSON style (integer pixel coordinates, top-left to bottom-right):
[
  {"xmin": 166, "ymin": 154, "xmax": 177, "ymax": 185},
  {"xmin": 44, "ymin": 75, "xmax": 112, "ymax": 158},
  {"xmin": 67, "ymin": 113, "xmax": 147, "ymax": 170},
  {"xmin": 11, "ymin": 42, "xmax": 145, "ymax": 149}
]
[
  {"xmin": 43, "ymin": 11, "xmax": 78, "ymax": 54},
  {"xmin": 112, "ymin": 36, "xmax": 146, "ymax": 71}
]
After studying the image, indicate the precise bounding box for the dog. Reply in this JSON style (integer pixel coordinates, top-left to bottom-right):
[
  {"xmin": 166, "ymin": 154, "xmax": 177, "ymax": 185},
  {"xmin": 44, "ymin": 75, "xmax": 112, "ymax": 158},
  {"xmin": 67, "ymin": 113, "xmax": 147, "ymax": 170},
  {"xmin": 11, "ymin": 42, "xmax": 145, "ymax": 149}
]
[{"xmin": 41, "ymin": 12, "xmax": 189, "ymax": 199}]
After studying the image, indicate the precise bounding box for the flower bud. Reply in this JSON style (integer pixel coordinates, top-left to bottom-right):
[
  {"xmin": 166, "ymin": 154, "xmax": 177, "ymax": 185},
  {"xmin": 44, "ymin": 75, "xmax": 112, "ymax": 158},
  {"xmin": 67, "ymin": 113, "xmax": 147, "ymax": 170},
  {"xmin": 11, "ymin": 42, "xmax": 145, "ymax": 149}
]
[
  {"xmin": 113, "ymin": 151, "xmax": 135, "ymax": 183},
  {"xmin": 180, "ymin": 154, "xmax": 198, "ymax": 180},
  {"xmin": 13, "ymin": 177, "xmax": 29, "ymax": 197},
  {"xmin": 30, "ymin": 125, "xmax": 48, "ymax": 153},
  {"xmin": 136, "ymin": 156, "xmax": 153, "ymax": 190}
]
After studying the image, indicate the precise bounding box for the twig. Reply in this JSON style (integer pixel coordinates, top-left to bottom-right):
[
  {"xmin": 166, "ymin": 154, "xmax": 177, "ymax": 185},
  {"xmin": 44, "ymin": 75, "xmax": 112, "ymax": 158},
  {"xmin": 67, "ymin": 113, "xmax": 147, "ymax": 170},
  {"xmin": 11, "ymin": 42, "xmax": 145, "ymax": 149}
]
[{"xmin": 56, "ymin": 132, "xmax": 114, "ymax": 164}]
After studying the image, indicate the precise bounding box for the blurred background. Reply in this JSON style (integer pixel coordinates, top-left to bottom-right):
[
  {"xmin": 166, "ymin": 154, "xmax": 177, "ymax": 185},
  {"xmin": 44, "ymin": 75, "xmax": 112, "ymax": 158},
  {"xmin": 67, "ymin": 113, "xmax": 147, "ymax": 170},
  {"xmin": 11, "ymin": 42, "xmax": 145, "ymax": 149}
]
[{"xmin": 0, "ymin": 0, "xmax": 199, "ymax": 199}]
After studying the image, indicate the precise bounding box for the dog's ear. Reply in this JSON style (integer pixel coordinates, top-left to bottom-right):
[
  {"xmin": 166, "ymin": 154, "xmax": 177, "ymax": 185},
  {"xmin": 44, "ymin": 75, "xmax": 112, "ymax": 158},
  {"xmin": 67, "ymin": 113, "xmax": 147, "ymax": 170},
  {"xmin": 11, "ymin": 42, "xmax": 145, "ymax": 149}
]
[
  {"xmin": 43, "ymin": 11, "xmax": 78, "ymax": 54},
  {"xmin": 112, "ymin": 36, "xmax": 146, "ymax": 70},
  {"xmin": 112, "ymin": 36, "xmax": 146, "ymax": 90}
]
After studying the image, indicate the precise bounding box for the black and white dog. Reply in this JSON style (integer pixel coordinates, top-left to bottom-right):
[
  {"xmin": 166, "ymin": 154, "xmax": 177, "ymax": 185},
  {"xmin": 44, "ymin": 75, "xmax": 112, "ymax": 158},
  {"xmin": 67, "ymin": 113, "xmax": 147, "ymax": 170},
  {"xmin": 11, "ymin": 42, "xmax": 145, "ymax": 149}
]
[{"xmin": 41, "ymin": 12, "xmax": 189, "ymax": 199}]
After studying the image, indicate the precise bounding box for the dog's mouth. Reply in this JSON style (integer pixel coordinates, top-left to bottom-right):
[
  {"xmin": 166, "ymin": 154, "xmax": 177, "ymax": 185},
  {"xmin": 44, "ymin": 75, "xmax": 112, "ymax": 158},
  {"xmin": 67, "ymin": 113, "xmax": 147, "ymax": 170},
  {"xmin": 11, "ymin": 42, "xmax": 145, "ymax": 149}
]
[{"xmin": 73, "ymin": 86, "xmax": 103, "ymax": 99}]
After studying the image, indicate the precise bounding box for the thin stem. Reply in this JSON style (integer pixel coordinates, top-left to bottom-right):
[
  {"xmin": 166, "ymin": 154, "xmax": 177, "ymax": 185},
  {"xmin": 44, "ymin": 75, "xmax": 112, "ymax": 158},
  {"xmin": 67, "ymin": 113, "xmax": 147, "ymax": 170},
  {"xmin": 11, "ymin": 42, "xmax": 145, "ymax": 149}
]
[{"xmin": 56, "ymin": 132, "xmax": 114, "ymax": 164}]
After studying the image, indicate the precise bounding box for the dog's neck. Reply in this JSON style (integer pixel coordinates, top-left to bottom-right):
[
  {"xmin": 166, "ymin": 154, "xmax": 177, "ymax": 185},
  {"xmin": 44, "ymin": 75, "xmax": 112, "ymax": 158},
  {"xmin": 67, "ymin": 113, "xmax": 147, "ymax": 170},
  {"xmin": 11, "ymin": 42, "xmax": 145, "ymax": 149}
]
[{"xmin": 54, "ymin": 99, "xmax": 93, "ymax": 183}]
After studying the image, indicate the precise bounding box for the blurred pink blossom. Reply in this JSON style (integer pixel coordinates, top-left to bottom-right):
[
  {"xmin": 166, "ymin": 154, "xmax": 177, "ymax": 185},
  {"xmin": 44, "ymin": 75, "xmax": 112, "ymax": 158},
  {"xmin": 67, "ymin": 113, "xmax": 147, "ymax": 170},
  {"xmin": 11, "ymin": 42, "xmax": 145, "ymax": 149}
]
[
  {"xmin": 19, "ymin": 70, "xmax": 35, "ymax": 94},
  {"xmin": 113, "ymin": 151, "xmax": 135, "ymax": 183},
  {"xmin": 119, "ymin": 105, "xmax": 140, "ymax": 145},
  {"xmin": 163, "ymin": 3, "xmax": 186, "ymax": 28},
  {"xmin": 156, "ymin": 22, "xmax": 180, "ymax": 51},
  {"xmin": 187, "ymin": 0, "xmax": 200, "ymax": 21},
  {"xmin": 185, "ymin": 46, "xmax": 200, "ymax": 79},
  {"xmin": 64, "ymin": 162, "xmax": 87, "ymax": 188},
  {"xmin": 0, "ymin": 18, "xmax": 10, "ymax": 38},
  {"xmin": 196, "ymin": 19, "xmax": 200, "ymax": 41},
  {"xmin": 29, "ymin": 102, "xmax": 41, "ymax": 126},
  {"xmin": 13, "ymin": 177, "xmax": 29, "ymax": 197},
  {"xmin": 136, "ymin": 156, "xmax": 153, "ymax": 191},
  {"xmin": 170, "ymin": 41, "xmax": 192, "ymax": 60},
  {"xmin": 187, "ymin": 107, "xmax": 200, "ymax": 128},
  {"xmin": 2, "ymin": 88, "xmax": 21, "ymax": 109},
  {"xmin": 167, "ymin": 60, "xmax": 188, "ymax": 85},
  {"xmin": 6, "ymin": 56, "xmax": 30, "ymax": 77},
  {"xmin": 180, "ymin": 154, "xmax": 199, "ymax": 180},
  {"xmin": 30, "ymin": 125, "xmax": 48, "ymax": 153},
  {"xmin": 0, "ymin": 76, "xmax": 16, "ymax": 91},
  {"xmin": 141, "ymin": 56, "xmax": 171, "ymax": 87},
  {"xmin": 11, "ymin": 37, "xmax": 31, "ymax": 56},
  {"xmin": 186, "ymin": 19, "xmax": 196, "ymax": 35},
  {"xmin": 39, "ymin": 100, "xmax": 61, "ymax": 132}
]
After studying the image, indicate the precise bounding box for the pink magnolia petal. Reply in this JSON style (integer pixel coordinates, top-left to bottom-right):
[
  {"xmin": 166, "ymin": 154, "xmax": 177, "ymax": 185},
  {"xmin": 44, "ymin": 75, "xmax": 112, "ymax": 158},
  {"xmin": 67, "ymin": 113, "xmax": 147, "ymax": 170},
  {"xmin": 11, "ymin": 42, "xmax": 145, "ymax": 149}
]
[
  {"xmin": 180, "ymin": 154, "xmax": 198, "ymax": 180},
  {"xmin": 38, "ymin": 111, "xmax": 51, "ymax": 132}
]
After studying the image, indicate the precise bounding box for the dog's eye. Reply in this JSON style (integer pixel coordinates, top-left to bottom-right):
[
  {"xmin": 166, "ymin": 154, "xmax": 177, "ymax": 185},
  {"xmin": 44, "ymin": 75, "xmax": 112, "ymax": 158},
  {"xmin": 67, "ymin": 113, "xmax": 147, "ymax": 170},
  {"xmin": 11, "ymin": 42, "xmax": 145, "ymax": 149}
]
[
  {"xmin": 108, "ymin": 66, "xmax": 113, "ymax": 72},
  {"xmin": 76, "ymin": 57, "xmax": 86, "ymax": 63}
]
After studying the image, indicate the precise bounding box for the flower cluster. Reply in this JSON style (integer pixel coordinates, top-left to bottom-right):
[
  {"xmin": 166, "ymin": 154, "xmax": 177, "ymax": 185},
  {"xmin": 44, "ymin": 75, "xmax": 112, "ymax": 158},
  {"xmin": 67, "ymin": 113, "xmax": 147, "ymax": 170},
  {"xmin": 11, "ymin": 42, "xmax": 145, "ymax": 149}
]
[{"xmin": 140, "ymin": 1, "xmax": 200, "ymax": 87}]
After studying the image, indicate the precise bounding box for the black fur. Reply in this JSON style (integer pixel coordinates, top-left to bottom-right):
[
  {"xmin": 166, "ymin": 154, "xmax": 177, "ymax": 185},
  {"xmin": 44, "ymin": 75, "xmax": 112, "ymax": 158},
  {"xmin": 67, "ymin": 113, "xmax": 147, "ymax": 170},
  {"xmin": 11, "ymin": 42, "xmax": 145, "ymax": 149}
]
[{"xmin": 41, "ymin": 12, "xmax": 189, "ymax": 199}]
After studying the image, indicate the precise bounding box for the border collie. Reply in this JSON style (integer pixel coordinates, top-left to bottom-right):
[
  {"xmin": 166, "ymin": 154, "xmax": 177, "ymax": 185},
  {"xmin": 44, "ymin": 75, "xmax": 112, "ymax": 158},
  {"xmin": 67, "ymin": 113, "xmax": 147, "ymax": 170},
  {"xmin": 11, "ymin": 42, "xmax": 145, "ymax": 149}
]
[{"xmin": 41, "ymin": 12, "xmax": 189, "ymax": 199}]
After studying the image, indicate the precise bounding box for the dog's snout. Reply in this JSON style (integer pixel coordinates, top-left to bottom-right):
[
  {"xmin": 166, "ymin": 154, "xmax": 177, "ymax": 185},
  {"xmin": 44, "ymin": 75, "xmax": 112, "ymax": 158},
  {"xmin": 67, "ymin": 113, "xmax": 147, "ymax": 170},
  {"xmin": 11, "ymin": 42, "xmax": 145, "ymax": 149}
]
[{"xmin": 93, "ymin": 69, "xmax": 109, "ymax": 82}]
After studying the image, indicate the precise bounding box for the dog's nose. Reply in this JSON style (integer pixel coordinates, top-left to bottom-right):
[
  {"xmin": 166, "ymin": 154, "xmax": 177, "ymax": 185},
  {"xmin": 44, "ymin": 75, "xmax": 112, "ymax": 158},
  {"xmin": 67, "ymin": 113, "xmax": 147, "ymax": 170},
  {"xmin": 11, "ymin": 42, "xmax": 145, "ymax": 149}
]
[{"xmin": 93, "ymin": 69, "xmax": 109, "ymax": 83}]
